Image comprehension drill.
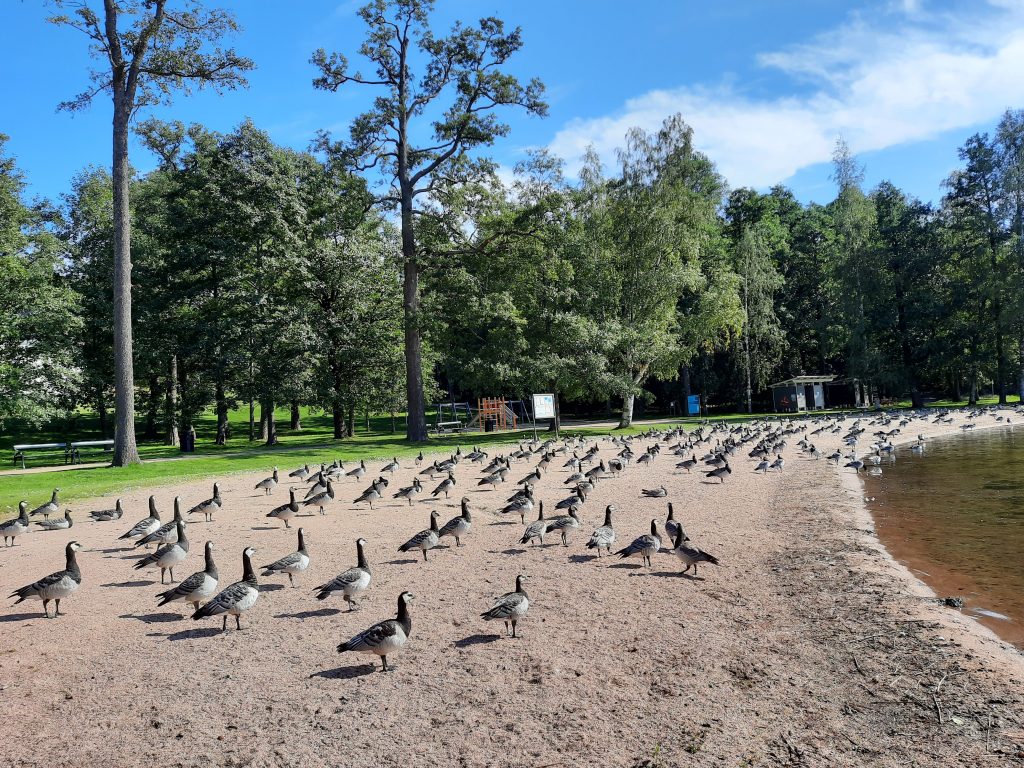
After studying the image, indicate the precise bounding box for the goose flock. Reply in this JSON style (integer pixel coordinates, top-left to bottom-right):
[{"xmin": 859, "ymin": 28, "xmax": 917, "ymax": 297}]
[{"xmin": 3, "ymin": 404, "xmax": 1017, "ymax": 674}]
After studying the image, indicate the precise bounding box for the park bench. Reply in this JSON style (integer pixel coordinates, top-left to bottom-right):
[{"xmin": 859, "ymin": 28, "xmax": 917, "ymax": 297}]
[
  {"xmin": 13, "ymin": 442, "xmax": 68, "ymax": 469},
  {"xmin": 431, "ymin": 420, "xmax": 465, "ymax": 435},
  {"xmin": 66, "ymin": 439, "xmax": 115, "ymax": 464},
  {"xmin": 12, "ymin": 439, "xmax": 115, "ymax": 468}
]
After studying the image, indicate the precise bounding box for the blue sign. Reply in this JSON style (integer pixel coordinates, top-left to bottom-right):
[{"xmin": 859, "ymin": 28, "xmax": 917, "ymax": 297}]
[{"xmin": 686, "ymin": 395, "xmax": 700, "ymax": 415}]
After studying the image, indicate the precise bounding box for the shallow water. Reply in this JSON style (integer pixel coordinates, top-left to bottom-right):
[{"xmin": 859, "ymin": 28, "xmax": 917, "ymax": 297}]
[{"xmin": 863, "ymin": 427, "xmax": 1024, "ymax": 648}]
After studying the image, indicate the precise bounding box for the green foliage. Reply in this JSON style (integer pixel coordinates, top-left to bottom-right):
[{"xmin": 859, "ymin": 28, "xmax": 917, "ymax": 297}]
[{"xmin": 0, "ymin": 136, "xmax": 80, "ymax": 427}]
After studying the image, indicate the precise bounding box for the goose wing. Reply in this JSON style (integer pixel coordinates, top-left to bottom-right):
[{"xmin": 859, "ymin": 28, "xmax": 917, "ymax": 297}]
[
  {"xmin": 193, "ymin": 580, "xmax": 253, "ymax": 618},
  {"xmin": 157, "ymin": 570, "xmax": 208, "ymax": 604},
  {"xmin": 587, "ymin": 525, "xmax": 615, "ymax": 549},
  {"xmin": 11, "ymin": 569, "xmax": 73, "ymax": 600},
  {"xmin": 315, "ymin": 566, "xmax": 367, "ymax": 596},
  {"xmin": 340, "ymin": 618, "xmax": 402, "ymax": 652},
  {"xmin": 399, "ymin": 529, "xmax": 436, "ymax": 551},
  {"xmin": 263, "ymin": 552, "xmax": 303, "ymax": 572},
  {"xmin": 481, "ymin": 592, "xmax": 527, "ymax": 620}
]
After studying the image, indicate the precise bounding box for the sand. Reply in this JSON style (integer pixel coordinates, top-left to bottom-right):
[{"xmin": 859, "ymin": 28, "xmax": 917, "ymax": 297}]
[{"xmin": 1, "ymin": 410, "xmax": 1022, "ymax": 768}]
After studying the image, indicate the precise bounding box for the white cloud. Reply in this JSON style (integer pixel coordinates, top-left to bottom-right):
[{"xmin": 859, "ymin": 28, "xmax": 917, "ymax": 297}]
[{"xmin": 548, "ymin": 1, "xmax": 1024, "ymax": 189}]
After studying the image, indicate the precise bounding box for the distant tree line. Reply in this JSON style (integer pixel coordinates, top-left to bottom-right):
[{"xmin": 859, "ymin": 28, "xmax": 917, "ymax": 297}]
[{"xmin": 2, "ymin": 0, "xmax": 1023, "ymax": 450}]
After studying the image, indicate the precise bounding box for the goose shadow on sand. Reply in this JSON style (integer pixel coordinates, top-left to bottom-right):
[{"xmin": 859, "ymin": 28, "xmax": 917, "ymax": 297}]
[
  {"xmin": 385, "ymin": 558, "xmax": 420, "ymax": 565},
  {"xmin": 454, "ymin": 633, "xmax": 501, "ymax": 648},
  {"xmin": 157, "ymin": 626, "xmax": 223, "ymax": 641},
  {"xmin": 607, "ymin": 563, "xmax": 643, "ymax": 570},
  {"xmin": 310, "ymin": 664, "xmax": 377, "ymax": 680},
  {"xmin": 0, "ymin": 612, "xmax": 46, "ymax": 623},
  {"xmin": 274, "ymin": 608, "xmax": 341, "ymax": 620},
  {"xmin": 568, "ymin": 554, "xmax": 597, "ymax": 564},
  {"xmin": 101, "ymin": 580, "xmax": 155, "ymax": 588},
  {"xmin": 121, "ymin": 611, "xmax": 183, "ymax": 624},
  {"xmin": 649, "ymin": 571, "xmax": 705, "ymax": 580},
  {"xmin": 259, "ymin": 583, "xmax": 286, "ymax": 593},
  {"xmin": 250, "ymin": 525, "xmax": 277, "ymax": 531}
]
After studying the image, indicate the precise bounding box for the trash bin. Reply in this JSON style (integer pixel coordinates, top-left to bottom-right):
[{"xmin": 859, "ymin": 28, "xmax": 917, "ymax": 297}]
[{"xmin": 484, "ymin": 417, "xmax": 496, "ymax": 432}]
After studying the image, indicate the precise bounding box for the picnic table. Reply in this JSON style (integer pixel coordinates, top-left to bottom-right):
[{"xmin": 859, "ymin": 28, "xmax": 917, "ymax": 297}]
[{"xmin": 431, "ymin": 421, "xmax": 465, "ymax": 435}]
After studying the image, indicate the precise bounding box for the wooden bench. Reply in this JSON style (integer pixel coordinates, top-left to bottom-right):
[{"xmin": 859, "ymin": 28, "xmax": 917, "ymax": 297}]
[{"xmin": 13, "ymin": 442, "xmax": 68, "ymax": 469}]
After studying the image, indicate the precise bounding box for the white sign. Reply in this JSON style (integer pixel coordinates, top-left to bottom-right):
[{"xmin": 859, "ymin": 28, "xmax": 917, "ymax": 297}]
[{"xmin": 532, "ymin": 393, "xmax": 555, "ymax": 420}]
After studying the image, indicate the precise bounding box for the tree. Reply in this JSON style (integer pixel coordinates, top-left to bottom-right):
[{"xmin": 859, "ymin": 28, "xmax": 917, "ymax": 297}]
[
  {"xmin": 733, "ymin": 224, "xmax": 784, "ymax": 413},
  {"xmin": 311, "ymin": 0, "xmax": 546, "ymax": 441},
  {"xmin": 50, "ymin": 0, "xmax": 253, "ymax": 464},
  {"xmin": 0, "ymin": 136, "xmax": 80, "ymax": 428}
]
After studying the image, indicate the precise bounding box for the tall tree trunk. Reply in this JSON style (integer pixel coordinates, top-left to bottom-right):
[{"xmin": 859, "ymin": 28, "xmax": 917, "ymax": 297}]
[
  {"xmin": 391, "ymin": 410, "xmax": 397, "ymax": 434},
  {"xmin": 1019, "ymin": 337, "xmax": 1024, "ymax": 401},
  {"xmin": 215, "ymin": 380, "xmax": 228, "ymax": 445},
  {"xmin": 263, "ymin": 399, "xmax": 277, "ymax": 446},
  {"xmin": 347, "ymin": 404, "xmax": 355, "ymax": 439},
  {"xmin": 166, "ymin": 355, "xmax": 179, "ymax": 447},
  {"xmin": 144, "ymin": 373, "xmax": 160, "ymax": 439},
  {"xmin": 364, "ymin": 408, "xmax": 370, "ymax": 432},
  {"xmin": 680, "ymin": 365, "xmax": 691, "ymax": 415},
  {"xmin": 248, "ymin": 399, "xmax": 256, "ymax": 442},
  {"xmin": 259, "ymin": 404, "xmax": 268, "ymax": 441},
  {"xmin": 110, "ymin": 96, "xmax": 141, "ymax": 465},
  {"xmin": 618, "ymin": 393, "xmax": 634, "ymax": 429},
  {"xmin": 178, "ymin": 358, "xmax": 192, "ymax": 434},
  {"xmin": 402, "ymin": 241, "xmax": 427, "ymax": 441},
  {"xmin": 333, "ymin": 400, "xmax": 346, "ymax": 439},
  {"xmin": 290, "ymin": 400, "xmax": 302, "ymax": 431}
]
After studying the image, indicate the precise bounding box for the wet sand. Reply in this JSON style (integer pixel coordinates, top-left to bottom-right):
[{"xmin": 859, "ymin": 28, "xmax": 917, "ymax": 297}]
[{"xmin": 1, "ymin": 413, "xmax": 1022, "ymax": 767}]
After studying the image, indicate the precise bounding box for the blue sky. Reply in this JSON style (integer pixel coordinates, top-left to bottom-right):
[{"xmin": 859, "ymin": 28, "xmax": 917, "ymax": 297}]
[{"xmin": 3, "ymin": 0, "xmax": 1023, "ymax": 206}]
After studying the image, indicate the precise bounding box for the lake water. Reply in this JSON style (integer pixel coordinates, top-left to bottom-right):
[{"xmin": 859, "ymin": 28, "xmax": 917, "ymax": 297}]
[{"xmin": 863, "ymin": 427, "xmax": 1024, "ymax": 648}]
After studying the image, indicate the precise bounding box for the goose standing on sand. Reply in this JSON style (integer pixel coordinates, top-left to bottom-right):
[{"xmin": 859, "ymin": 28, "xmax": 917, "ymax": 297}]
[
  {"xmin": 398, "ymin": 511, "xmax": 440, "ymax": 561},
  {"xmin": 36, "ymin": 510, "xmax": 73, "ymax": 531},
  {"xmin": 137, "ymin": 497, "xmax": 185, "ymax": 548},
  {"xmin": 134, "ymin": 519, "xmax": 189, "ymax": 583},
  {"xmin": 191, "ymin": 546, "xmax": 259, "ymax": 631},
  {"xmin": 0, "ymin": 502, "xmax": 30, "ymax": 546},
  {"xmin": 353, "ymin": 479, "xmax": 384, "ymax": 509},
  {"xmin": 670, "ymin": 526, "xmax": 720, "ymax": 576},
  {"xmin": 303, "ymin": 480, "xmax": 336, "ymax": 515},
  {"xmin": 118, "ymin": 496, "xmax": 161, "ymax": 546},
  {"xmin": 10, "ymin": 541, "xmax": 83, "ymax": 618},
  {"xmin": 346, "ymin": 460, "xmax": 367, "ymax": 481},
  {"xmin": 289, "ymin": 464, "xmax": 311, "ymax": 482},
  {"xmin": 664, "ymin": 503, "xmax": 686, "ymax": 544},
  {"xmin": 545, "ymin": 508, "xmax": 581, "ymax": 547},
  {"xmin": 431, "ymin": 472, "xmax": 456, "ymax": 499},
  {"xmin": 393, "ymin": 478, "xmax": 423, "ymax": 506},
  {"xmin": 520, "ymin": 502, "xmax": 548, "ymax": 546},
  {"xmin": 188, "ymin": 483, "xmax": 222, "ymax": 522},
  {"xmin": 314, "ymin": 538, "xmax": 371, "ymax": 610},
  {"xmin": 267, "ymin": 488, "xmax": 299, "ymax": 528},
  {"xmin": 381, "ymin": 457, "xmax": 400, "ymax": 475},
  {"xmin": 337, "ymin": 591, "xmax": 414, "ymax": 673},
  {"xmin": 705, "ymin": 464, "xmax": 731, "ymax": 483},
  {"xmin": 261, "ymin": 528, "xmax": 310, "ymax": 587},
  {"xmin": 89, "ymin": 499, "xmax": 124, "ymax": 522},
  {"xmin": 481, "ymin": 575, "xmax": 529, "ymax": 638},
  {"xmin": 255, "ymin": 468, "xmax": 279, "ymax": 496},
  {"xmin": 438, "ymin": 499, "xmax": 472, "ymax": 547},
  {"xmin": 30, "ymin": 489, "xmax": 60, "ymax": 520},
  {"xmin": 586, "ymin": 505, "xmax": 616, "ymax": 556},
  {"xmin": 615, "ymin": 520, "xmax": 662, "ymax": 568},
  {"xmin": 415, "ymin": 450, "xmax": 424, "ymax": 467},
  {"xmin": 156, "ymin": 541, "xmax": 218, "ymax": 612}
]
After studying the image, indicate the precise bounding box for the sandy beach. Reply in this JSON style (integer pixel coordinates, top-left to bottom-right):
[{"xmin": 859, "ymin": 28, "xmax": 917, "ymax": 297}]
[{"xmin": 1, "ymin": 411, "xmax": 1022, "ymax": 767}]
